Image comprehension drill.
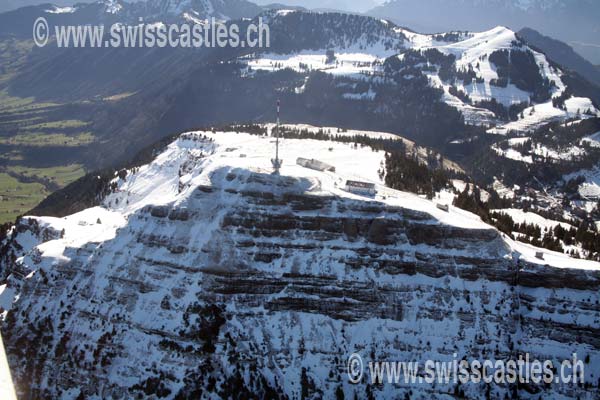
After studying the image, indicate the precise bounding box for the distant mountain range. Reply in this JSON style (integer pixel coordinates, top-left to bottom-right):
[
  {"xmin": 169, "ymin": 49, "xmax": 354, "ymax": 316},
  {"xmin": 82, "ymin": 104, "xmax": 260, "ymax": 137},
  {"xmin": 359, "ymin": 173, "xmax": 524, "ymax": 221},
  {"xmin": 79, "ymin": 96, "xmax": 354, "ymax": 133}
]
[
  {"xmin": 0, "ymin": 0, "xmax": 87, "ymax": 13},
  {"xmin": 0, "ymin": 0, "xmax": 263, "ymax": 22},
  {"xmin": 1, "ymin": 5, "xmax": 599, "ymax": 167},
  {"xmin": 0, "ymin": 0, "xmax": 263, "ymax": 38},
  {"xmin": 367, "ymin": 0, "xmax": 600, "ymax": 64},
  {"xmin": 253, "ymin": 0, "xmax": 383, "ymax": 13},
  {"xmin": 2, "ymin": 0, "xmax": 599, "ymax": 65}
]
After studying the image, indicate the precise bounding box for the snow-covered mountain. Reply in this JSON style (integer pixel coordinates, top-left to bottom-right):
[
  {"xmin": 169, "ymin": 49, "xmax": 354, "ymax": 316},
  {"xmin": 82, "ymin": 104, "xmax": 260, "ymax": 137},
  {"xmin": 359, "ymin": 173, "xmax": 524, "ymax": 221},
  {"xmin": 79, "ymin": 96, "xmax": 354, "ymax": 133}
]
[
  {"xmin": 138, "ymin": 0, "xmax": 263, "ymax": 21},
  {"xmin": 253, "ymin": 0, "xmax": 384, "ymax": 13},
  {"xmin": 0, "ymin": 0, "xmax": 89, "ymax": 13},
  {"xmin": 1, "ymin": 6, "xmax": 597, "ymax": 141},
  {"xmin": 0, "ymin": 0, "xmax": 262, "ymax": 32},
  {"xmin": 244, "ymin": 17, "xmax": 599, "ymax": 134},
  {"xmin": 367, "ymin": 0, "xmax": 600, "ymax": 64},
  {"xmin": 0, "ymin": 126, "xmax": 598, "ymax": 398}
]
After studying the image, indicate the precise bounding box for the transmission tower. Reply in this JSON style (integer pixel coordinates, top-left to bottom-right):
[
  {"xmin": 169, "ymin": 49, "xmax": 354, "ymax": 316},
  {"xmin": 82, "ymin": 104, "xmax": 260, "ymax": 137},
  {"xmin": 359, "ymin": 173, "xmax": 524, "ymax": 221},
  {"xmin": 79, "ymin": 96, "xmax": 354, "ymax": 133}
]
[{"xmin": 271, "ymin": 99, "xmax": 282, "ymax": 174}]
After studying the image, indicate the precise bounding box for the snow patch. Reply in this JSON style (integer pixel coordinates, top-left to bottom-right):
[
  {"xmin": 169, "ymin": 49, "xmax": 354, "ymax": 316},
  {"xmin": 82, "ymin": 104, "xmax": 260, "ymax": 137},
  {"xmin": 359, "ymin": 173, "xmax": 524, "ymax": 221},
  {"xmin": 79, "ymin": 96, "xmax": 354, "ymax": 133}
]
[
  {"xmin": 492, "ymin": 208, "xmax": 575, "ymax": 231},
  {"xmin": 45, "ymin": 6, "xmax": 76, "ymax": 14}
]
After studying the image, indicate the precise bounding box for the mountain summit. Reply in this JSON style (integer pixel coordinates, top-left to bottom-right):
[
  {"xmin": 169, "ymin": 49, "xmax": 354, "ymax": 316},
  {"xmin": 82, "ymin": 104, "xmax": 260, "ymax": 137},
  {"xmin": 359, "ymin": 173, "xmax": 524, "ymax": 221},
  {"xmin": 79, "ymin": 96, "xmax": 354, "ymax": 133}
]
[{"xmin": 1, "ymin": 125, "xmax": 598, "ymax": 398}]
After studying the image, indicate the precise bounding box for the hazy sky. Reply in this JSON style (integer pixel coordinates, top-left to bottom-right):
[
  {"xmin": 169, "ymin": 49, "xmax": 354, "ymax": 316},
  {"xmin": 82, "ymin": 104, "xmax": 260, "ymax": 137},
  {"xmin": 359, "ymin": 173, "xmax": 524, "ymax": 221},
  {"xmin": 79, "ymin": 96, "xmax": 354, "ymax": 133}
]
[{"xmin": 253, "ymin": 0, "xmax": 386, "ymax": 13}]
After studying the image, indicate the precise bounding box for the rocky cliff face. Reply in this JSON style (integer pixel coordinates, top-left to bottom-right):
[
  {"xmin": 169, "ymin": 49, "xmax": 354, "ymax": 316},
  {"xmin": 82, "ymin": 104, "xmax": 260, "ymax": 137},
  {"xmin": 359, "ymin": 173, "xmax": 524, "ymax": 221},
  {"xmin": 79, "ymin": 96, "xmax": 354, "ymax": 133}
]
[{"xmin": 0, "ymin": 128, "xmax": 598, "ymax": 399}]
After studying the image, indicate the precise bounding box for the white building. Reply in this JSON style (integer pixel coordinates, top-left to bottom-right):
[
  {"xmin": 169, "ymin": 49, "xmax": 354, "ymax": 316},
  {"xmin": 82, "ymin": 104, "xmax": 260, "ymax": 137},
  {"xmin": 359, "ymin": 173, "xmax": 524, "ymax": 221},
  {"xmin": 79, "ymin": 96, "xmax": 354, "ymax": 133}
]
[
  {"xmin": 436, "ymin": 203, "xmax": 450, "ymax": 212},
  {"xmin": 296, "ymin": 157, "xmax": 336, "ymax": 172},
  {"xmin": 345, "ymin": 180, "xmax": 376, "ymax": 196}
]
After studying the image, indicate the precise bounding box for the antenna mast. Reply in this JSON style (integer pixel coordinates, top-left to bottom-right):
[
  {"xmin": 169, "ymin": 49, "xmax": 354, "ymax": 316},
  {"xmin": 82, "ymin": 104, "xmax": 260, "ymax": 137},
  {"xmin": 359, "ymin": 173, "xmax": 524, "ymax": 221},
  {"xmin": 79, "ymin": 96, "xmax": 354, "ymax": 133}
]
[{"xmin": 272, "ymin": 99, "xmax": 282, "ymax": 174}]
